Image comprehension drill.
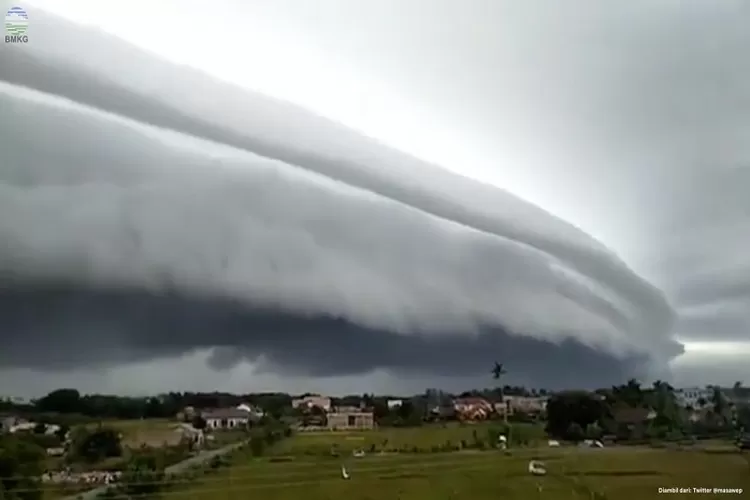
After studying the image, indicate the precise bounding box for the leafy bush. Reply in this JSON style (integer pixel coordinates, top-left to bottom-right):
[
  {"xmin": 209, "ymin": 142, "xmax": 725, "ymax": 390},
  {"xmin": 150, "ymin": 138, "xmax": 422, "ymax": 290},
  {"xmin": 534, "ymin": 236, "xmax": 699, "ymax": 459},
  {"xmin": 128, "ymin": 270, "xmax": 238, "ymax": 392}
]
[
  {"xmin": 120, "ymin": 452, "xmax": 165, "ymax": 497},
  {"xmin": 68, "ymin": 427, "xmax": 122, "ymax": 463}
]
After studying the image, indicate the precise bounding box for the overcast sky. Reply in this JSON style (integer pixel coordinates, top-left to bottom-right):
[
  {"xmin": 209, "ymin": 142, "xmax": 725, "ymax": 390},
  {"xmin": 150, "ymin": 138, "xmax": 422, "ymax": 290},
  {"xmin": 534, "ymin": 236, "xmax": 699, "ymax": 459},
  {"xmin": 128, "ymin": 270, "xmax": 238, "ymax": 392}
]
[{"xmin": 0, "ymin": 0, "xmax": 748, "ymax": 397}]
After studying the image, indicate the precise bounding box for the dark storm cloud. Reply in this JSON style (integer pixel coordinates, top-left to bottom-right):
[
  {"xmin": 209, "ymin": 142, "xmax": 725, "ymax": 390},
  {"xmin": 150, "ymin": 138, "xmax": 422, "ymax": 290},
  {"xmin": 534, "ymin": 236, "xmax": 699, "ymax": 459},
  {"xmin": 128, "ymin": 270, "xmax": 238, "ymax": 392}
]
[
  {"xmin": 0, "ymin": 10, "xmax": 679, "ymax": 386},
  {"xmin": 0, "ymin": 286, "xmax": 646, "ymax": 389}
]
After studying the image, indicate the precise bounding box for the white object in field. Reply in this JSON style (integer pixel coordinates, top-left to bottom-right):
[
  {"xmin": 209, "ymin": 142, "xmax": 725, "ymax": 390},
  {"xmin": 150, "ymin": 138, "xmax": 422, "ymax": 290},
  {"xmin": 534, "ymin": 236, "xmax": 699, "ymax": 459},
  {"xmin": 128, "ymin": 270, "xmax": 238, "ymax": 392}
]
[
  {"xmin": 353, "ymin": 449, "xmax": 365, "ymax": 457},
  {"xmin": 341, "ymin": 466, "xmax": 350, "ymax": 479},
  {"xmin": 547, "ymin": 439, "xmax": 560, "ymax": 447},
  {"xmin": 528, "ymin": 460, "xmax": 547, "ymax": 476},
  {"xmin": 498, "ymin": 435, "xmax": 507, "ymax": 442},
  {"xmin": 581, "ymin": 439, "xmax": 604, "ymax": 448}
]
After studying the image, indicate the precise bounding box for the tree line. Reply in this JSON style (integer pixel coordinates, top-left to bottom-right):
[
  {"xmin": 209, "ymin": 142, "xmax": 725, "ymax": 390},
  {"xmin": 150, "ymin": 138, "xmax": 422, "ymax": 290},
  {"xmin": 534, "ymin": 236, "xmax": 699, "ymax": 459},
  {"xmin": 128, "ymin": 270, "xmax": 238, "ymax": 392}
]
[
  {"xmin": 1, "ymin": 386, "xmax": 552, "ymax": 421},
  {"xmin": 546, "ymin": 379, "xmax": 750, "ymax": 442}
]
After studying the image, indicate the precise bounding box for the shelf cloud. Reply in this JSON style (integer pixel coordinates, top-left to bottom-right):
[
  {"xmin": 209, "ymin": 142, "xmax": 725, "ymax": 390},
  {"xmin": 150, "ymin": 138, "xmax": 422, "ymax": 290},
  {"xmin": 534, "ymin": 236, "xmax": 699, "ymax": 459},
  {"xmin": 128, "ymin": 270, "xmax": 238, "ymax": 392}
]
[{"xmin": 0, "ymin": 10, "xmax": 680, "ymax": 390}]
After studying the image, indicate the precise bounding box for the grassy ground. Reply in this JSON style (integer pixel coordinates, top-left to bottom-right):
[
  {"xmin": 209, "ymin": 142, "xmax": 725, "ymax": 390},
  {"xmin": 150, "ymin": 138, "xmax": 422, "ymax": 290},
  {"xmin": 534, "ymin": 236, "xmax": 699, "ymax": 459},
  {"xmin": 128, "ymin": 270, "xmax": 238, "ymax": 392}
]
[
  {"xmin": 163, "ymin": 431, "xmax": 750, "ymax": 500},
  {"xmin": 84, "ymin": 419, "xmax": 180, "ymax": 448},
  {"xmin": 272, "ymin": 422, "xmax": 545, "ymax": 455}
]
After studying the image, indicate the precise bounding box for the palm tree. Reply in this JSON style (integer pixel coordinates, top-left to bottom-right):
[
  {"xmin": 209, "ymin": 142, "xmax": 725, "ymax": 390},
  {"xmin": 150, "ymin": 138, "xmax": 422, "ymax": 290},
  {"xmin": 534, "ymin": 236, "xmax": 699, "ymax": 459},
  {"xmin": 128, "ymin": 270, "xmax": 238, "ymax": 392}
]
[
  {"xmin": 711, "ymin": 386, "xmax": 728, "ymax": 425},
  {"xmin": 491, "ymin": 362, "xmax": 506, "ymax": 380},
  {"xmin": 652, "ymin": 380, "xmax": 677, "ymax": 428},
  {"xmin": 491, "ymin": 362, "xmax": 508, "ymax": 424}
]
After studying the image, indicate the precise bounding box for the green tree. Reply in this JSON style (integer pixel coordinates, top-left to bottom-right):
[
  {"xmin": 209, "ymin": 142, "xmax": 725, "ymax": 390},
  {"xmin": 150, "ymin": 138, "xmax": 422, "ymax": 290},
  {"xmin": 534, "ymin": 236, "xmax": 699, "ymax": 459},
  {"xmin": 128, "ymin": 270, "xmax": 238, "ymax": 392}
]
[
  {"xmin": 69, "ymin": 427, "xmax": 122, "ymax": 463},
  {"xmin": 191, "ymin": 415, "xmax": 207, "ymax": 430},
  {"xmin": 651, "ymin": 380, "xmax": 679, "ymax": 430},
  {"xmin": 35, "ymin": 389, "xmax": 82, "ymax": 414},
  {"xmin": 585, "ymin": 422, "xmax": 602, "ymax": 440},
  {"xmin": 546, "ymin": 391, "xmax": 610, "ymax": 439},
  {"xmin": 566, "ymin": 422, "xmax": 585, "ymax": 442},
  {"xmin": 711, "ymin": 386, "xmax": 728, "ymax": 424},
  {"xmin": 735, "ymin": 404, "xmax": 750, "ymax": 429}
]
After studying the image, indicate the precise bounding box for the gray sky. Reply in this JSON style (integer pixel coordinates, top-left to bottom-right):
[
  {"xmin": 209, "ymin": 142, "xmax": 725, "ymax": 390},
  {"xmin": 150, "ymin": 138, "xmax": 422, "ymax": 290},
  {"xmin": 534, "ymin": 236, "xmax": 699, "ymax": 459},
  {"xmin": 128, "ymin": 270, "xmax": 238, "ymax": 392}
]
[{"xmin": 0, "ymin": 0, "xmax": 748, "ymax": 396}]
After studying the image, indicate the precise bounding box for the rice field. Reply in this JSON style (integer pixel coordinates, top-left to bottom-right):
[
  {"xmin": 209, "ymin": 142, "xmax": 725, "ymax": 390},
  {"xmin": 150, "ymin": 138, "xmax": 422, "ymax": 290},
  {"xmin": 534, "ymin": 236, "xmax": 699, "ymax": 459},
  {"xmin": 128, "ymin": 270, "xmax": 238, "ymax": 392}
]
[
  {"xmin": 271, "ymin": 422, "xmax": 545, "ymax": 455},
  {"xmin": 162, "ymin": 430, "xmax": 750, "ymax": 500}
]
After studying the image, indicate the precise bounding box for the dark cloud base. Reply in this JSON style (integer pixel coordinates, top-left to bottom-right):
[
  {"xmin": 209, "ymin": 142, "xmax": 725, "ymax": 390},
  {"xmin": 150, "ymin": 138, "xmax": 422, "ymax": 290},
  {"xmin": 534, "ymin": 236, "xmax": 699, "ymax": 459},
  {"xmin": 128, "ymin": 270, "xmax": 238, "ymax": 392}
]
[{"xmin": 0, "ymin": 281, "xmax": 645, "ymax": 389}]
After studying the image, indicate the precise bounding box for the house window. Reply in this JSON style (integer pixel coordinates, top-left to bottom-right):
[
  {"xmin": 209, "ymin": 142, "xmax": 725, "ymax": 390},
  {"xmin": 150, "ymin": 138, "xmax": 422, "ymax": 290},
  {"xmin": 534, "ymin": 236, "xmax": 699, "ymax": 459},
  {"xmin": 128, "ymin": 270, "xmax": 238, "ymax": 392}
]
[{"xmin": 348, "ymin": 415, "xmax": 356, "ymax": 427}]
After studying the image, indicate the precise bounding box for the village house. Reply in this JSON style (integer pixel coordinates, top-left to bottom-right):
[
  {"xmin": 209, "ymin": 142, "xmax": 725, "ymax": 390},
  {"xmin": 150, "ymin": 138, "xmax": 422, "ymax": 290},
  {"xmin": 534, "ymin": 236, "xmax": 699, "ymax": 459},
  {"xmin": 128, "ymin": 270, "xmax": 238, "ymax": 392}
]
[
  {"xmin": 327, "ymin": 410, "xmax": 374, "ymax": 430},
  {"xmin": 237, "ymin": 403, "xmax": 265, "ymax": 419},
  {"xmin": 387, "ymin": 399, "xmax": 403, "ymax": 409},
  {"xmin": 504, "ymin": 395, "xmax": 548, "ymax": 414},
  {"xmin": 292, "ymin": 395, "xmax": 331, "ymax": 412},
  {"xmin": 675, "ymin": 387, "xmax": 713, "ymax": 408},
  {"xmin": 201, "ymin": 408, "xmax": 251, "ymax": 430},
  {"xmin": 453, "ymin": 397, "xmax": 493, "ymax": 421},
  {"xmin": 612, "ymin": 407, "xmax": 657, "ymax": 438},
  {"xmin": 0, "ymin": 415, "xmax": 19, "ymax": 433},
  {"xmin": 493, "ymin": 401, "xmax": 510, "ymax": 417},
  {"xmin": 331, "ymin": 405, "xmax": 363, "ymax": 414}
]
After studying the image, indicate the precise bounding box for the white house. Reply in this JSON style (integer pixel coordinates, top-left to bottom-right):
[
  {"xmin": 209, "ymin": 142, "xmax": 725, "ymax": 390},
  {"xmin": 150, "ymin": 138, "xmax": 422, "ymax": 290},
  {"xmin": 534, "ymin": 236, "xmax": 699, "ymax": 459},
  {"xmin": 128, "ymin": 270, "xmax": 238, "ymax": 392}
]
[
  {"xmin": 387, "ymin": 399, "xmax": 403, "ymax": 409},
  {"xmin": 201, "ymin": 408, "xmax": 250, "ymax": 430},
  {"xmin": 675, "ymin": 387, "xmax": 713, "ymax": 408},
  {"xmin": 236, "ymin": 403, "xmax": 264, "ymax": 419},
  {"xmin": 292, "ymin": 395, "xmax": 331, "ymax": 412}
]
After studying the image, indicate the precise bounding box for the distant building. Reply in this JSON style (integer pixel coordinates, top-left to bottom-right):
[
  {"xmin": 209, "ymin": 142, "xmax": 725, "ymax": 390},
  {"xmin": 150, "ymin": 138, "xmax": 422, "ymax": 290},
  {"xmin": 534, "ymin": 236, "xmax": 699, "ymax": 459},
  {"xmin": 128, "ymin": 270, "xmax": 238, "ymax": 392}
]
[
  {"xmin": 236, "ymin": 403, "xmax": 264, "ymax": 419},
  {"xmin": 387, "ymin": 399, "xmax": 403, "ymax": 409},
  {"xmin": 675, "ymin": 387, "xmax": 713, "ymax": 408},
  {"xmin": 612, "ymin": 407, "xmax": 657, "ymax": 438},
  {"xmin": 504, "ymin": 395, "xmax": 548, "ymax": 414},
  {"xmin": 201, "ymin": 408, "xmax": 251, "ymax": 430},
  {"xmin": 331, "ymin": 405, "xmax": 362, "ymax": 414},
  {"xmin": 327, "ymin": 411, "xmax": 374, "ymax": 430},
  {"xmin": 453, "ymin": 397, "xmax": 493, "ymax": 420},
  {"xmin": 0, "ymin": 415, "xmax": 20, "ymax": 433},
  {"xmin": 292, "ymin": 395, "xmax": 331, "ymax": 412}
]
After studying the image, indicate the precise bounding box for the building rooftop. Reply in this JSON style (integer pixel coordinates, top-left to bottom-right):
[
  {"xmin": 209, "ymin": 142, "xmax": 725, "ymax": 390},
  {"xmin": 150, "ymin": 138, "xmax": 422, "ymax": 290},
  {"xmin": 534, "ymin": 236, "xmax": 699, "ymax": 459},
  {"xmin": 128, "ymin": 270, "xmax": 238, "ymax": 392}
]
[{"xmin": 202, "ymin": 408, "xmax": 251, "ymax": 419}]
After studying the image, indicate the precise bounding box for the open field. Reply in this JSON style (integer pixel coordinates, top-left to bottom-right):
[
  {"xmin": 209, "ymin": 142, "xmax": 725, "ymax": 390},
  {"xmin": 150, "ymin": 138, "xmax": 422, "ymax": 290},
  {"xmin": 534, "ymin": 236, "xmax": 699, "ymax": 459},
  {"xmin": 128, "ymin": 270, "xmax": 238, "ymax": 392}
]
[
  {"xmin": 159, "ymin": 431, "xmax": 749, "ymax": 500},
  {"xmin": 273, "ymin": 422, "xmax": 545, "ymax": 455},
  {"xmin": 84, "ymin": 418, "xmax": 180, "ymax": 447}
]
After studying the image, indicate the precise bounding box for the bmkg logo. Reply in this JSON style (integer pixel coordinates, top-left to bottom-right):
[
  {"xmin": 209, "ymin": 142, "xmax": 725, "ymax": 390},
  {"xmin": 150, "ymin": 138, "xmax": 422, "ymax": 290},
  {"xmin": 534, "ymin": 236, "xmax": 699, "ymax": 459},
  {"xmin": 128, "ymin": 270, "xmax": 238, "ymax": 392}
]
[{"xmin": 5, "ymin": 6, "xmax": 29, "ymax": 44}]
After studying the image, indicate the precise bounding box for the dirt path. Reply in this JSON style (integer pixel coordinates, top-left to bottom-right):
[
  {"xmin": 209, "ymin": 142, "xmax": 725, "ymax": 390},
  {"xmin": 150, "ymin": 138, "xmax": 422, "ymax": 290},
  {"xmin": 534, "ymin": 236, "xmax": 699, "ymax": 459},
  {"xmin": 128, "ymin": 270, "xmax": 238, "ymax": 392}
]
[{"xmin": 63, "ymin": 439, "xmax": 248, "ymax": 500}]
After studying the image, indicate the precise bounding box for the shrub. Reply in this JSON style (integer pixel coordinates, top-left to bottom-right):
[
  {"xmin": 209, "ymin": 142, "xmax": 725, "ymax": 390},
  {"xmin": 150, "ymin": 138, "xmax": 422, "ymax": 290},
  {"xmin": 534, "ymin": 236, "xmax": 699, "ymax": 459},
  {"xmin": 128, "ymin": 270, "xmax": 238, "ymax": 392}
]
[
  {"xmin": 69, "ymin": 427, "xmax": 122, "ymax": 463},
  {"xmin": 120, "ymin": 452, "xmax": 165, "ymax": 497}
]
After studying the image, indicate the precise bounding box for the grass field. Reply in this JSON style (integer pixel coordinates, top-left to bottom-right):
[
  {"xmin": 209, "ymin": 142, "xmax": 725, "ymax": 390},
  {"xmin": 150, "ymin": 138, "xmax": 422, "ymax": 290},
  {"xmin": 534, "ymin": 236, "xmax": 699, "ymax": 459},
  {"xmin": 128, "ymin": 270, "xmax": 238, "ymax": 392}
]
[
  {"xmin": 160, "ymin": 430, "xmax": 749, "ymax": 500},
  {"xmin": 272, "ymin": 422, "xmax": 545, "ymax": 455},
  {"xmin": 85, "ymin": 418, "xmax": 179, "ymax": 447}
]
